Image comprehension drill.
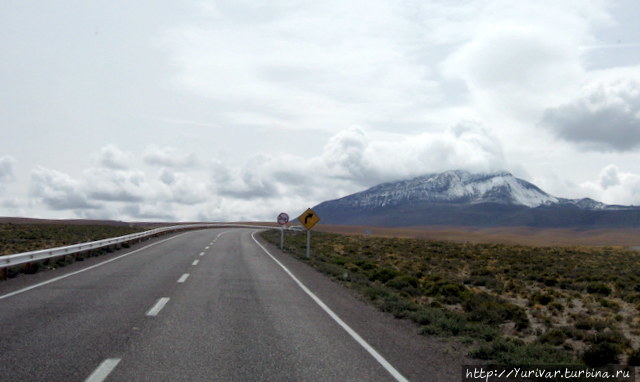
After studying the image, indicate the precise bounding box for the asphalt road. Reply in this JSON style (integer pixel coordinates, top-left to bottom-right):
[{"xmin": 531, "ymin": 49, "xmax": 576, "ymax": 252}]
[{"xmin": 0, "ymin": 228, "xmax": 469, "ymax": 381}]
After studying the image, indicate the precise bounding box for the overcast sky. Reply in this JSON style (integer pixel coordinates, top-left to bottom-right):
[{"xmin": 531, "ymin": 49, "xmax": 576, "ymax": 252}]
[{"xmin": 1, "ymin": 0, "xmax": 640, "ymax": 222}]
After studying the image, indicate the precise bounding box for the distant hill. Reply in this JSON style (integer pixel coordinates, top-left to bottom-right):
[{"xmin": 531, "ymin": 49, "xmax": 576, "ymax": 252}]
[{"xmin": 313, "ymin": 170, "xmax": 640, "ymax": 228}]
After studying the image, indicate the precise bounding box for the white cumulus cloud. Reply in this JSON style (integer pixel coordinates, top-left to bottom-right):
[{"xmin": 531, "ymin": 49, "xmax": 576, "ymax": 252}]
[
  {"xmin": 144, "ymin": 145, "xmax": 199, "ymax": 168},
  {"xmin": 542, "ymin": 70, "xmax": 640, "ymax": 151},
  {"xmin": 579, "ymin": 165, "xmax": 640, "ymax": 205},
  {"xmin": 0, "ymin": 155, "xmax": 16, "ymax": 190},
  {"xmin": 97, "ymin": 145, "xmax": 134, "ymax": 170},
  {"xmin": 29, "ymin": 167, "xmax": 100, "ymax": 211}
]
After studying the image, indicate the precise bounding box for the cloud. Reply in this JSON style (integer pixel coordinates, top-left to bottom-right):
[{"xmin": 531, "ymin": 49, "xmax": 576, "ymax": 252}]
[
  {"xmin": 29, "ymin": 167, "xmax": 99, "ymax": 210},
  {"xmin": 599, "ymin": 164, "xmax": 620, "ymax": 189},
  {"xmin": 122, "ymin": 203, "xmax": 176, "ymax": 221},
  {"xmin": 159, "ymin": 169, "xmax": 209, "ymax": 205},
  {"xmin": 321, "ymin": 123, "xmax": 506, "ymax": 186},
  {"xmin": 212, "ymin": 155, "xmax": 281, "ymax": 199},
  {"xmin": 18, "ymin": 120, "xmax": 509, "ymax": 222},
  {"xmin": 0, "ymin": 155, "xmax": 16, "ymax": 190},
  {"xmin": 439, "ymin": 1, "xmax": 614, "ymax": 128},
  {"xmin": 209, "ymin": 123, "xmax": 507, "ymax": 205},
  {"xmin": 84, "ymin": 168, "xmax": 151, "ymax": 203},
  {"xmin": 542, "ymin": 74, "xmax": 640, "ymax": 151},
  {"xmin": 97, "ymin": 145, "xmax": 133, "ymax": 169},
  {"xmin": 442, "ymin": 23, "xmax": 585, "ymax": 121},
  {"xmin": 579, "ymin": 165, "xmax": 640, "ymax": 205},
  {"xmin": 143, "ymin": 145, "xmax": 199, "ymax": 168}
]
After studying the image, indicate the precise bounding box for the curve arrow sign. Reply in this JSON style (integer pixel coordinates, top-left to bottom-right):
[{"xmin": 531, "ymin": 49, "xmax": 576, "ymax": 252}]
[{"xmin": 298, "ymin": 208, "xmax": 320, "ymax": 230}]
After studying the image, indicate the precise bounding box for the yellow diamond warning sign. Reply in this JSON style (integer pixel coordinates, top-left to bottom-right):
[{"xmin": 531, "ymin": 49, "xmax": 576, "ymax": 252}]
[{"xmin": 298, "ymin": 208, "xmax": 320, "ymax": 230}]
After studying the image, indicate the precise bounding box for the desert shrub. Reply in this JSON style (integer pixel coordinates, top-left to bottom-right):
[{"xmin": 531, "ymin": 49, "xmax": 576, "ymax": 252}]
[
  {"xmin": 425, "ymin": 281, "xmax": 471, "ymax": 304},
  {"xmin": 413, "ymin": 307, "xmax": 498, "ymax": 340},
  {"xmin": 386, "ymin": 275, "xmax": 419, "ymax": 290},
  {"xmin": 628, "ymin": 349, "xmax": 640, "ymax": 366},
  {"xmin": 470, "ymin": 338, "xmax": 574, "ymax": 366},
  {"xmin": 548, "ymin": 301, "xmax": 564, "ymax": 312},
  {"xmin": 582, "ymin": 342, "xmax": 622, "ymax": 367},
  {"xmin": 315, "ymin": 262, "xmax": 345, "ymax": 278},
  {"xmin": 464, "ymin": 292, "xmax": 529, "ymax": 330},
  {"xmin": 369, "ymin": 268, "xmax": 400, "ymax": 283},
  {"xmin": 354, "ymin": 260, "xmax": 376, "ymax": 271},
  {"xmin": 331, "ymin": 255, "xmax": 348, "ymax": 266},
  {"xmin": 375, "ymin": 294, "xmax": 418, "ymax": 319},
  {"xmin": 581, "ymin": 330, "xmax": 629, "ymax": 367},
  {"xmin": 591, "ymin": 330, "xmax": 630, "ymax": 348},
  {"xmin": 531, "ymin": 292, "xmax": 553, "ymax": 306},
  {"xmin": 598, "ymin": 298, "xmax": 621, "ymax": 311},
  {"xmin": 574, "ymin": 316, "xmax": 607, "ymax": 331},
  {"xmin": 538, "ymin": 328, "xmax": 568, "ymax": 346},
  {"xmin": 464, "ymin": 275, "xmax": 500, "ymax": 289},
  {"xmin": 363, "ymin": 285, "xmax": 390, "ymax": 301},
  {"xmin": 586, "ymin": 282, "xmax": 612, "ymax": 296},
  {"xmin": 420, "ymin": 315, "xmax": 467, "ymax": 336}
]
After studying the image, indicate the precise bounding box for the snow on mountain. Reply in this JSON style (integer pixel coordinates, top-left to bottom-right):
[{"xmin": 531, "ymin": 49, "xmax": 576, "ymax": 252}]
[
  {"xmin": 313, "ymin": 170, "xmax": 639, "ymax": 228},
  {"xmin": 323, "ymin": 170, "xmax": 605, "ymax": 209}
]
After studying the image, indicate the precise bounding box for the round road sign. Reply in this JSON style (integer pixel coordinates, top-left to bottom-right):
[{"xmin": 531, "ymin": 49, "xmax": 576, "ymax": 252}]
[{"xmin": 277, "ymin": 212, "xmax": 289, "ymax": 225}]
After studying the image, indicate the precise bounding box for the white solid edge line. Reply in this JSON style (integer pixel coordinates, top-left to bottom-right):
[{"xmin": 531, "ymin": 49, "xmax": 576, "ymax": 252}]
[
  {"xmin": 250, "ymin": 231, "xmax": 409, "ymax": 382},
  {"xmin": 177, "ymin": 273, "xmax": 190, "ymax": 283},
  {"xmin": 0, "ymin": 233, "xmax": 192, "ymax": 301},
  {"xmin": 85, "ymin": 358, "xmax": 121, "ymax": 382},
  {"xmin": 192, "ymin": 259, "xmax": 199, "ymax": 266},
  {"xmin": 146, "ymin": 297, "xmax": 170, "ymax": 317}
]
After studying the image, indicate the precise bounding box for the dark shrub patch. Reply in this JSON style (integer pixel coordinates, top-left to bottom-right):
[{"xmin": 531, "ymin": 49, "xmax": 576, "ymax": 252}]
[
  {"xmin": 539, "ymin": 328, "xmax": 568, "ymax": 346},
  {"xmin": 586, "ymin": 282, "xmax": 612, "ymax": 296},
  {"xmin": 582, "ymin": 342, "xmax": 621, "ymax": 367},
  {"xmin": 628, "ymin": 348, "xmax": 640, "ymax": 366},
  {"xmin": 531, "ymin": 292, "xmax": 553, "ymax": 306},
  {"xmin": 470, "ymin": 338, "xmax": 573, "ymax": 366},
  {"xmin": 463, "ymin": 292, "xmax": 529, "ymax": 330},
  {"xmin": 370, "ymin": 268, "xmax": 400, "ymax": 283},
  {"xmin": 425, "ymin": 281, "xmax": 471, "ymax": 304}
]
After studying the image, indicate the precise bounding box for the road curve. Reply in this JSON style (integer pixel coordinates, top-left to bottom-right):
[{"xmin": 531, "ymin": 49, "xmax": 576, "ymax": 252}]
[{"xmin": 0, "ymin": 228, "xmax": 468, "ymax": 381}]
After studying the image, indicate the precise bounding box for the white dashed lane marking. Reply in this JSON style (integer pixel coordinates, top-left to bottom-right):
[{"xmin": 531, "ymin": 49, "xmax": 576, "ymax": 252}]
[
  {"xmin": 85, "ymin": 358, "xmax": 121, "ymax": 382},
  {"xmin": 146, "ymin": 297, "xmax": 170, "ymax": 317}
]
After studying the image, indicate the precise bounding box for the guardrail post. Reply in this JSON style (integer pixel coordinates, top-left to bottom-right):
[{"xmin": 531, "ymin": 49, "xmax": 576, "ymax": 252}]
[{"xmin": 1, "ymin": 268, "xmax": 7, "ymax": 280}]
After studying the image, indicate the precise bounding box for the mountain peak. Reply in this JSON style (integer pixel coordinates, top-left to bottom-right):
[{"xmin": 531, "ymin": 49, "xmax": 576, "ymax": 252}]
[{"xmin": 340, "ymin": 170, "xmax": 557, "ymax": 209}]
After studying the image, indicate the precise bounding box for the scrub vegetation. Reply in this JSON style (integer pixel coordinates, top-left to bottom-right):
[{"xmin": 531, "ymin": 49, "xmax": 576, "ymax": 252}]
[
  {"xmin": 261, "ymin": 230, "xmax": 640, "ymax": 367},
  {"xmin": 0, "ymin": 223, "xmax": 145, "ymax": 256}
]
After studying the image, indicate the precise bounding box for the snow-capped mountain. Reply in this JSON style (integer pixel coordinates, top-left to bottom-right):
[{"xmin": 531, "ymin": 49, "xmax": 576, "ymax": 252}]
[
  {"xmin": 313, "ymin": 170, "xmax": 639, "ymax": 228},
  {"xmin": 331, "ymin": 170, "xmax": 559, "ymax": 208}
]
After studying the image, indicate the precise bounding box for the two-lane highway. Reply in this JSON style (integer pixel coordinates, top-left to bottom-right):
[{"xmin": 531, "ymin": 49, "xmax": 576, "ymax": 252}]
[{"xmin": 0, "ymin": 228, "xmax": 468, "ymax": 381}]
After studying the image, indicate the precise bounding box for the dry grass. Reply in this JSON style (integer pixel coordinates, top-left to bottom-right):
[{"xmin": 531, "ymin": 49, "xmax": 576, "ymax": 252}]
[{"xmin": 312, "ymin": 224, "xmax": 640, "ymax": 248}]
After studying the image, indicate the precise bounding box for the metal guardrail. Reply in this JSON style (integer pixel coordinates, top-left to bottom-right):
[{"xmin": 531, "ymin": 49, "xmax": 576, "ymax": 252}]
[{"xmin": 0, "ymin": 223, "xmax": 276, "ymax": 270}]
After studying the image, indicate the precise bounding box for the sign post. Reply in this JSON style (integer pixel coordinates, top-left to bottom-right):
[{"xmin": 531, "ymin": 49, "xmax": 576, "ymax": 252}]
[
  {"xmin": 297, "ymin": 208, "xmax": 320, "ymax": 258},
  {"xmin": 277, "ymin": 212, "xmax": 289, "ymax": 249}
]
